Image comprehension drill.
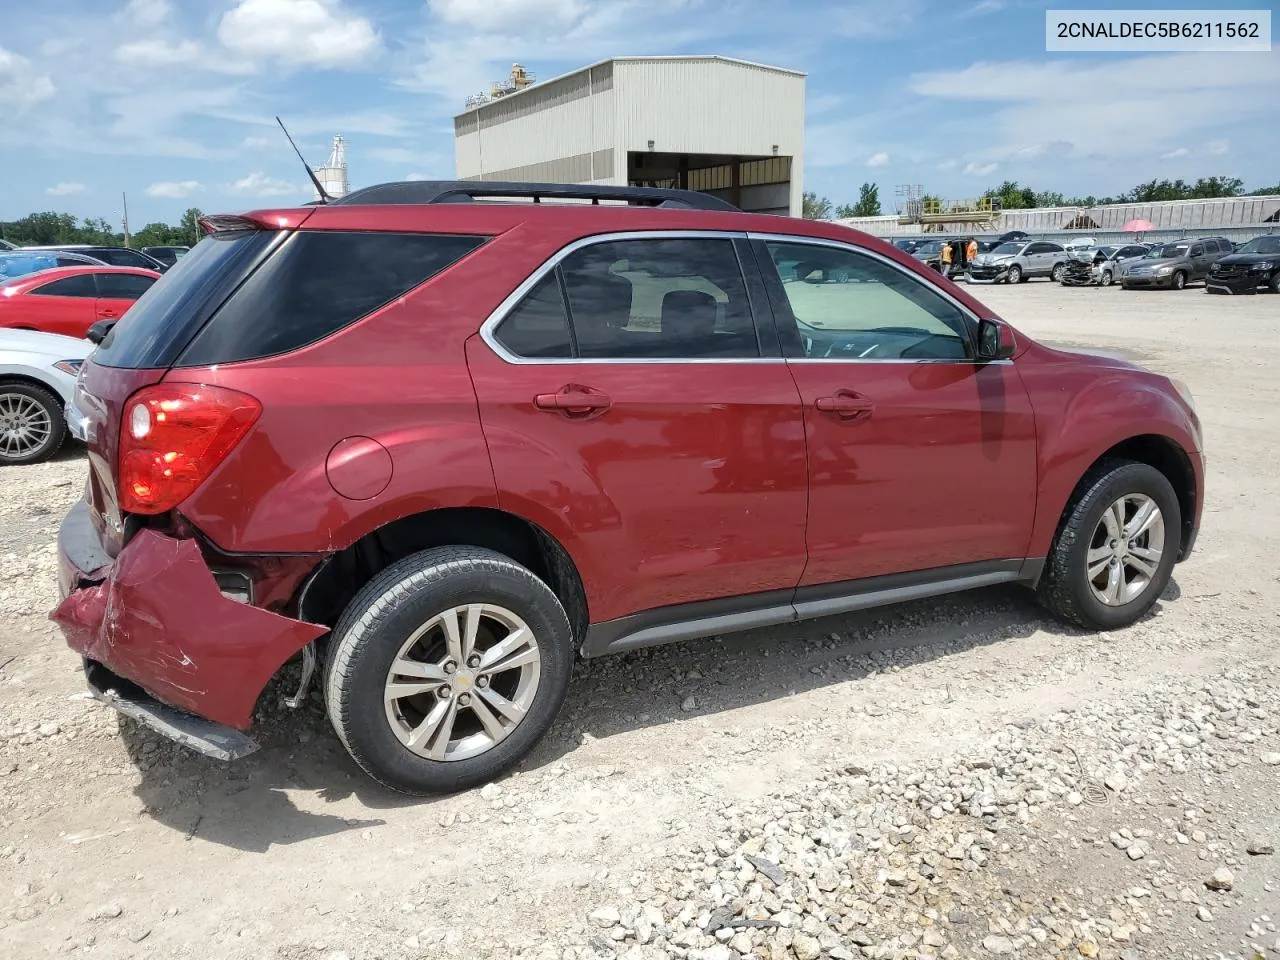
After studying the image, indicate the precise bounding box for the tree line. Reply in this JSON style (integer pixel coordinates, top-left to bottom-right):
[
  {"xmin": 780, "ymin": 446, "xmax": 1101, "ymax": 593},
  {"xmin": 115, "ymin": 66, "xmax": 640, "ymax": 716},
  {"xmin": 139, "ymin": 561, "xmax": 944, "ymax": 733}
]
[
  {"xmin": 805, "ymin": 176, "xmax": 1280, "ymax": 219},
  {"xmin": 1, "ymin": 208, "xmax": 205, "ymax": 249}
]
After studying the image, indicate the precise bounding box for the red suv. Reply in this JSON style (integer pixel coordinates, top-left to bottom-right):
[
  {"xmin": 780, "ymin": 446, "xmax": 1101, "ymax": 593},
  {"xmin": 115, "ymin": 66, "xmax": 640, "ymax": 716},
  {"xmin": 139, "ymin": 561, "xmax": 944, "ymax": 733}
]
[{"xmin": 51, "ymin": 182, "xmax": 1204, "ymax": 794}]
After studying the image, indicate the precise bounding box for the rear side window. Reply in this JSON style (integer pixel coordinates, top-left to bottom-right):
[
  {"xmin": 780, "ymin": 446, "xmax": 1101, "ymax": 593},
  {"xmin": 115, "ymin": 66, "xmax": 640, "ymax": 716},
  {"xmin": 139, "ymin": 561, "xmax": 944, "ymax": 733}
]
[
  {"xmin": 178, "ymin": 232, "xmax": 486, "ymax": 365},
  {"xmin": 93, "ymin": 249, "xmax": 158, "ymax": 269},
  {"xmin": 31, "ymin": 275, "xmax": 97, "ymax": 298},
  {"xmin": 492, "ymin": 274, "xmax": 573, "ymax": 359},
  {"xmin": 97, "ymin": 273, "xmax": 156, "ymax": 300}
]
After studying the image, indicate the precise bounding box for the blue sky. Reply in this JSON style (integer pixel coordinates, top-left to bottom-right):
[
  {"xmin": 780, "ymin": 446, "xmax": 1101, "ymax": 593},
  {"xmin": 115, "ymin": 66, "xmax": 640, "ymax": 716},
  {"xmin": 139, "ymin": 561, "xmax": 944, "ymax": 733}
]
[{"xmin": 1, "ymin": 0, "xmax": 1277, "ymax": 227}]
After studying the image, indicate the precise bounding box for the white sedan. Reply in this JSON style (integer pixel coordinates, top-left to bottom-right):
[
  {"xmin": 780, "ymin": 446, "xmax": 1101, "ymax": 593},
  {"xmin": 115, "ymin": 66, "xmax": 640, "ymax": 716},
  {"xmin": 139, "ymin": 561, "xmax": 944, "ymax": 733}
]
[{"xmin": 0, "ymin": 328, "xmax": 92, "ymax": 465}]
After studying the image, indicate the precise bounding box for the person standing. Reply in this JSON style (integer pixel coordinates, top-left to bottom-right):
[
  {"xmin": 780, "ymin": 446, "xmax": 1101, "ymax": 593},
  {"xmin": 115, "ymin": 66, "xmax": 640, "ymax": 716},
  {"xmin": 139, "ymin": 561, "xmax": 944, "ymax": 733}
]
[
  {"xmin": 940, "ymin": 240, "xmax": 953, "ymax": 276},
  {"xmin": 966, "ymin": 237, "xmax": 978, "ymax": 264}
]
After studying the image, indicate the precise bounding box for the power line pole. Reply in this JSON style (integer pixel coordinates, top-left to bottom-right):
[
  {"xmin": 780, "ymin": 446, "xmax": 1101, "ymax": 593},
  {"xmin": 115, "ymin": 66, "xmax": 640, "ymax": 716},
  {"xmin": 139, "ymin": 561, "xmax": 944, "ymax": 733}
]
[{"xmin": 122, "ymin": 192, "xmax": 131, "ymax": 248}]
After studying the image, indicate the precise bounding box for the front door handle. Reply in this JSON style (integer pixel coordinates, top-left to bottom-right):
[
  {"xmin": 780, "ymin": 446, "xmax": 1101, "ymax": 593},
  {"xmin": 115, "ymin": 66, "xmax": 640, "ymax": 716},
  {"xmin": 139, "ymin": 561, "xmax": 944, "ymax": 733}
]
[
  {"xmin": 98, "ymin": 309, "xmax": 118, "ymax": 319},
  {"xmin": 815, "ymin": 393, "xmax": 875, "ymax": 419},
  {"xmin": 534, "ymin": 386, "xmax": 612, "ymax": 416}
]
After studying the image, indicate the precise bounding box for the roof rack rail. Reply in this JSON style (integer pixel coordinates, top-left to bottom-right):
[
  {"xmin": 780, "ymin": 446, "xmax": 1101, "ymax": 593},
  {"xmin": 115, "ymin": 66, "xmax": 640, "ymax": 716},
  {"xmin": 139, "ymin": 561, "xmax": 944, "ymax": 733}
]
[{"xmin": 331, "ymin": 180, "xmax": 739, "ymax": 212}]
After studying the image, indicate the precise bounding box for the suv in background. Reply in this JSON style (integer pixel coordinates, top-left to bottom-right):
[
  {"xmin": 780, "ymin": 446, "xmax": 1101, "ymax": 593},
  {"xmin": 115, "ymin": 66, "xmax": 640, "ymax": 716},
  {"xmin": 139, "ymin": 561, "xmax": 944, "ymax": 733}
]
[
  {"xmin": 141, "ymin": 245, "xmax": 190, "ymax": 267},
  {"xmin": 966, "ymin": 239, "xmax": 1070, "ymax": 283},
  {"xmin": 1122, "ymin": 237, "xmax": 1232, "ymax": 290},
  {"xmin": 23, "ymin": 245, "xmax": 170, "ymax": 273},
  {"xmin": 52, "ymin": 181, "xmax": 1204, "ymax": 794},
  {"xmin": 1205, "ymin": 234, "xmax": 1280, "ymax": 295}
]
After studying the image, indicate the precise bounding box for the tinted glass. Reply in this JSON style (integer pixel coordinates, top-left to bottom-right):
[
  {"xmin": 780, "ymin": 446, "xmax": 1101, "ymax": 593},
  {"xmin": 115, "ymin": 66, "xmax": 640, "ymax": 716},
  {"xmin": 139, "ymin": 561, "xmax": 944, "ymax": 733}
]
[
  {"xmin": 96, "ymin": 273, "xmax": 157, "ymax": 300},
  {"xmin": 91, "ymin": 248, "xmax": 159, "ymax": 269},
  {"xmin": 1042, "ymin": 243, "xmax": 1064, "ymax": 252},
  {"xmin": 1190, "ymin": 244, "xmax": 1204, "ymax": 257},
  {"xmin": 31, "ymin": 274, "xmax": 97, "ymax": 298},
  {"xmin": 178, "ymin": 232, "xmax": 486, "ymax": 366},
  {"xmin": 990, "ymin": 243, "xmax": 1023, "ymax": 255},
  {"xmin": 765, "ymin": 241, "xmax": 970, "ymax": 361},
  {"xmin": 93, "ymin": 231, "xmax": 276, "ymax": 369},
  {"xmin": 493, "ymin": 273, "xmax": 573, "ymax": 359},
  {"xmin": 559, "ymin": 238, "xmax": 758, "ymax": 360}
]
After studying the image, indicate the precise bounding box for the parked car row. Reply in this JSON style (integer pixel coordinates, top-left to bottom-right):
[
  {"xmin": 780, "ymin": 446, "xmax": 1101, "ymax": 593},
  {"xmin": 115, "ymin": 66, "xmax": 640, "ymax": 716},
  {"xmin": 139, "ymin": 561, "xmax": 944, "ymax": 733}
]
[{"xmin": 0, "ymin": 242, "xmax": 185, "ymax": 275}]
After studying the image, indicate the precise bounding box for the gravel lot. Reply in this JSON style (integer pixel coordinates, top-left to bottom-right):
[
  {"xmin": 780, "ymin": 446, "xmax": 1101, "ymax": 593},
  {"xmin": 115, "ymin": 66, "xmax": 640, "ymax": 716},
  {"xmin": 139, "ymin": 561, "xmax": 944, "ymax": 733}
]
[{"xmin": 1, "ymin": 280, "xmax": 1277, "ymax": 960}]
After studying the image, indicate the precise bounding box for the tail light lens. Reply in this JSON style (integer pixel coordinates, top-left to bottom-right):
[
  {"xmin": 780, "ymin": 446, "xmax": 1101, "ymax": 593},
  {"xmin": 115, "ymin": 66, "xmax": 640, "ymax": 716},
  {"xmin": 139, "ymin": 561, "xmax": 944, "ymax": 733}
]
[{"xmin": 118, "ymin": 384, "xmax": 261, "ymax": 515}]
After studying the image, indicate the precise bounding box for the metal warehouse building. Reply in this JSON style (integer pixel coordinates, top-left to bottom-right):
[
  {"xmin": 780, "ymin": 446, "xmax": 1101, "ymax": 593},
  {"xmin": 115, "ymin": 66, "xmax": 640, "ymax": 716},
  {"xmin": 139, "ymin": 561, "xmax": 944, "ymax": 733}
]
[{"xmin": 454, "ymin": 56, "xmax": 805, "ymax": 216}]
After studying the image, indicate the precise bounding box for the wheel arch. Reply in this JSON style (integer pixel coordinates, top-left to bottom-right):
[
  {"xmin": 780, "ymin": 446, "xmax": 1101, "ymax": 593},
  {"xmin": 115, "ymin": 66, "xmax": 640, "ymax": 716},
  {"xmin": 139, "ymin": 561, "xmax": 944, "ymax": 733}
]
[
  {"xmin": 1058, "ymin": 434, "xmax": 1198, "ymax": 562},
  {"xmin": 0, "ymin": 371, "xmax": 67, "ymax": 404},
  {"xmin": 296, "ymin": 505, "xmax": 589, "ymax": 645}
]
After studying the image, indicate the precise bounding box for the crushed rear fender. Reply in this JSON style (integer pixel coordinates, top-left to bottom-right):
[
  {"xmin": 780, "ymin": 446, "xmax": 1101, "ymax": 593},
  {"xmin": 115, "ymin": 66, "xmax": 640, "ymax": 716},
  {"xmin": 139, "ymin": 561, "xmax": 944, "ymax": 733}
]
[{"xmin": 51, "ymin": 529, "xmax": 327, "ymax": 730}]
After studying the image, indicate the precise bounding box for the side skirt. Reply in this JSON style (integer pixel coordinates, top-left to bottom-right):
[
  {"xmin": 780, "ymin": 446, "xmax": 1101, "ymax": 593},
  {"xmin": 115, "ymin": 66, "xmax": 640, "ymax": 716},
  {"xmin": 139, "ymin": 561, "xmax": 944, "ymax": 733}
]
[{"xmin": 580, "ymin": 558, "xmax": 1045, "ymax": 659}]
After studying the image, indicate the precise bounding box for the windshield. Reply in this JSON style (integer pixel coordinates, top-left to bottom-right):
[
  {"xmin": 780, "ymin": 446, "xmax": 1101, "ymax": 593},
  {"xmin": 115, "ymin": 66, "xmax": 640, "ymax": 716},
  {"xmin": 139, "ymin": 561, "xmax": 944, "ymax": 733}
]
[
  {"xmin": 1238, "ymin": 236, "xmax": 1280, "ymax": 255},
  {"xmin": 1147, "ymin": 244, "xmax": 1188, "ymax": 259},
  {"xmin": 990, "ymin": 242, "xmax": 1023, "ymax": 256}
]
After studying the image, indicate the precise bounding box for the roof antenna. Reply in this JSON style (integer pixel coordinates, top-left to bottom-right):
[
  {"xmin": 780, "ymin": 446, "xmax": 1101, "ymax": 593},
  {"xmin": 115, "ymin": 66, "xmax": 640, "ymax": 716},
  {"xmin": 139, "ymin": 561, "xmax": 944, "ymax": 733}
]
[{"xmin": 275, "ymin": 115, "xmax": 331, "ymax": 204}]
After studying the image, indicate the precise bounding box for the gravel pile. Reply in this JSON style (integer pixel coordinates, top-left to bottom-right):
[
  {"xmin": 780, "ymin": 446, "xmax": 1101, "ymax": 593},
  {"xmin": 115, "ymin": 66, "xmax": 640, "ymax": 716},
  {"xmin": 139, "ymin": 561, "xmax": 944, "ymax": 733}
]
[{"xmin": 485, "ymin": 669, "xmax": 1280, "ymax": 960}]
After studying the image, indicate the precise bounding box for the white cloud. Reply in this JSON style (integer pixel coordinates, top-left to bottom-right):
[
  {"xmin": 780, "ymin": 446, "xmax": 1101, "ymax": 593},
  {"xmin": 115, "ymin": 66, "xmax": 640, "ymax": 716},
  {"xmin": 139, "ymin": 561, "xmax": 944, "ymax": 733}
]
[
  {"xmin": 227, "ymin": 171, "xmax": 300, "ymax": 196},
  {"xmin": 866, "ymin": 151, "xmax": 890, "ymax": 168},
  {"xmin": 0, "ymin": 47, "xmax": 56, "ymax": 112},
  {"xmin": 908, "ymin": 54, "xmax": 1280, "ymax": 165},
  {"xmin": 242, "ymin": 136, "xmax": 271, "ymax": 149},
  {"xmin": 145, "ymin": 180, "xmax": 202, "ymax": 198},
  {"xmin": 114, "ymin": 38, "xmax": 202, "ymax": 67},
  {"xmin": 430, "ymin": 0, "xmax": 587, "ymax": 33},
  {"xmin": 964, "ymin": 161, "xmax": 998, "ymax": 176},
  {"xmin": 936, "ymin": 158, "xmax": 958, "ymax": 171},
  {"xmin": 405, "ymin": 172, "xmax": 428, "ymax": 181},
  {"xmin": 46, "ymin": 182, "xmax": 85, "ymax": 196},
  {"xmin": 961, "ymin": 0, "xmax": 1006, "ymax": 16},
  {"xmin": 1160, "ymin": 147, "xmax": 1189, "ymax": 160},
  {"xmin": 122, "ymin": 0, "xmax": 171, "ymax": 26},
  {"xmin": 1206, "ymin": 139, "xmax": 1230, "ymax": 155},
  {"xmin": 369, "ymin": 146, "xmax": 423, "ymax": 164},
  {"xmin": 218, "ymin": 0, "xmax": 381, "ymax": 69},
  {"xmin": 831, "ymin": 0, "xmax": 927, "ymax": 38}
]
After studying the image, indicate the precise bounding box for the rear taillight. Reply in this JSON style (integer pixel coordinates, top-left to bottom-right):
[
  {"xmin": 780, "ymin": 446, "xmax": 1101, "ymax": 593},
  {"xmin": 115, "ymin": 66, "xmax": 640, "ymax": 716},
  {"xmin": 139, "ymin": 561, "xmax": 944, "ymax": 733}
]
[{"xmin": 118, "ymin": 384, "xmax": 261, "ymax": 515}]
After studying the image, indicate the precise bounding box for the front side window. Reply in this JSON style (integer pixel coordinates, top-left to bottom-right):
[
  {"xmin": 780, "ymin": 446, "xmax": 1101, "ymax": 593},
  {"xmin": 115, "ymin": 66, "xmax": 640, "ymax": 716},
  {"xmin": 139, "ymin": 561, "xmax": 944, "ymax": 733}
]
[
  {"xmin": 30, "ymin": 274, "xmax": 97, "ymax": 298},
  {"xmin": 1190, "ymin": 244, "xmax": 1204, "ymax": 257},
  {"xmin": 560, "ymin": 238, "xmax": 758, "ymax": 360},
  {"xmin": 764, "ymin": 241, "xmax": 971, "ymax": 361}
]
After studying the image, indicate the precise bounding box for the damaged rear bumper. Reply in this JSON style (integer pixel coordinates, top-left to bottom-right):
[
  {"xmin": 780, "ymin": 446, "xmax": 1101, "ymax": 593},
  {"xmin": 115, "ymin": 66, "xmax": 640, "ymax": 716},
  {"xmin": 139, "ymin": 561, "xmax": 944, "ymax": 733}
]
[{"xmin": 51, "ymin": 500, "xmax": 327, "ymax": 741}]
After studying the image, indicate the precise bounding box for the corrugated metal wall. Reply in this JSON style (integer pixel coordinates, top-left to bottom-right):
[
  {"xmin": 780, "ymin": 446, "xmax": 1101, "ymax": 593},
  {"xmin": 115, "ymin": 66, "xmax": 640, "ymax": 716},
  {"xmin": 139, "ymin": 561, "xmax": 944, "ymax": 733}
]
[
  {"xmin": 453, "ymin": 58, "xmax": 805, "ymax": 213},
  {"xmin": 454, "ymin": 62, "xmax": 617, "ymax": 183},
  {"xmin": 838, "ymin": 196, "xmax": 1280, "ymax": 239}
]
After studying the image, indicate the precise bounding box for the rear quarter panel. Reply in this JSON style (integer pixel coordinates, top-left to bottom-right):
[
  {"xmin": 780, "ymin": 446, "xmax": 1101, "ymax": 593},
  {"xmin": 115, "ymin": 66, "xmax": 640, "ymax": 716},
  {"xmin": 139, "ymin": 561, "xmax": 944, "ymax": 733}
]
[
  {"xmin": 1017, "ymin": 343, "xmax": 1202, "ymax": 558},
  {"xmin": 166, "ymin": 223, "xmax": 576, "ymax": 555}
]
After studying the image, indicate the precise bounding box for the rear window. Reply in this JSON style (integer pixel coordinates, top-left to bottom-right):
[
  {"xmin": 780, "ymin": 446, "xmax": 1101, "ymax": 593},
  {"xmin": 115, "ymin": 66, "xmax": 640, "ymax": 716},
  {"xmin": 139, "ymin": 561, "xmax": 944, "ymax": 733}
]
[{"xmin": 177, "ymin": 231, "xmax": 486, "ymax": 366}]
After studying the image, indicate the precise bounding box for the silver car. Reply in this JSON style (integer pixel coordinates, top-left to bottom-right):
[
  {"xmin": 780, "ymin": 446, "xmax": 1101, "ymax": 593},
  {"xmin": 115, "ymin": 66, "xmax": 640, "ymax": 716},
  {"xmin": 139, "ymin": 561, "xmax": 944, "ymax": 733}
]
[
  {"xmin": 1093, "ymin": 243, "xmax": 1152, "ymax": 286},
  {"xmin": 0, "ymin": 328, "xmax": 92, "ymax": 465},
  {"xmin": 965, "ymin": 239, "xmax": 1071, "ymax": 284}
]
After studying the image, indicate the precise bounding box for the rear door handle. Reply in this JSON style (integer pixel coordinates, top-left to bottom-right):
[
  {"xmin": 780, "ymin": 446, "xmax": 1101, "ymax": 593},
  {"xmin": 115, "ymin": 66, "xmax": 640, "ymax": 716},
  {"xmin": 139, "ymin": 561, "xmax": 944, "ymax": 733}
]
[
  {"xmin": 815, "ymin": 394, "xmax": 875, "ymax": 418},
  {"xmin": 534, "ymin": 387, "xmax": 612, "ymax": 416}
]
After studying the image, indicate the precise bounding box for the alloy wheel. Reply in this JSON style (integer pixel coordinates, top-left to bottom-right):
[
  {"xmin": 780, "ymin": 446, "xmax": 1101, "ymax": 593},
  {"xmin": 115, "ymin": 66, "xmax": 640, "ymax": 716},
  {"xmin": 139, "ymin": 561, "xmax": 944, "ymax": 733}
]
[
  {"xmin": 383, "ymin": 602, "xmax": 541, "ymax": 762},
  {"xmin": 1085, "ymin": 493, "xmax": 1165, "ymax": 607},
  {"xmin": 0, "ymin": 393, "xmax": 53, "ymax": 461}
]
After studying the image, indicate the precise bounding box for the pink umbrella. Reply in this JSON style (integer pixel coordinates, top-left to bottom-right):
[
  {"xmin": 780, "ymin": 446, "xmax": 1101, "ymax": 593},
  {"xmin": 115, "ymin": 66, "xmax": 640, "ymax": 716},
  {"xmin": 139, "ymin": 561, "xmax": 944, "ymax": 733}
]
[{"xmin": 1122, "ymin": 218, "xmax": 1155, "ymax": 232}]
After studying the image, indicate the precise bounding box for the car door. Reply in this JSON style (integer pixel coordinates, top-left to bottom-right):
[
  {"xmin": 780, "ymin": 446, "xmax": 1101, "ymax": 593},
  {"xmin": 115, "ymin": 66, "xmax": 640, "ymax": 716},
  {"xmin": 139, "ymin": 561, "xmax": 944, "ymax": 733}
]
[
  {"xmin": 18, "ymin": 273, "xmax": 99, "ymax": 337},
  {"xmin": 1042, "ymin": 242, "xmax": 1066, "ymax": 276},
  {"xmin": 94, "ymin": 271, "xmax": 157, "ymax": 324},
  {"xmin": 466, "ymin": 232, "xmax": 808, "ymax": 626},
  {"xmin": 752, "ymin": 235, "xmax": 1037, "ymax": 587}
]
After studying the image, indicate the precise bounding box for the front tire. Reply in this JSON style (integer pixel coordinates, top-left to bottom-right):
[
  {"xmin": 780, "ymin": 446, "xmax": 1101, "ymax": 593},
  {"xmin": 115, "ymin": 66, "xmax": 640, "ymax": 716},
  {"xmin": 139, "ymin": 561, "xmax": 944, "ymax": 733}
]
[
  {"xmin": 1171, "ymin": 270, "xmax": 1187, "ymax": 291},
  {"xmin": 1036, "ymin": 461, "xmax": 1181, "ymax": 630},
  {"xmin": 324, "ymin": 546, "xmax": 574, "ymax": 795},
  {"xmin": 1006, "ymin": 264, "xmax": 1023, "ymax": 284},
  {"xmin": 0, "ymin": 382, "xmax": 66, "ymax": 466},
  {"xmin": 1269, "ymin": 272, "xmax": 1280, "ymax": 294},
  {"xmin": 1100, "ymin": 270, "xmax": 1114, "ymax": 287}
]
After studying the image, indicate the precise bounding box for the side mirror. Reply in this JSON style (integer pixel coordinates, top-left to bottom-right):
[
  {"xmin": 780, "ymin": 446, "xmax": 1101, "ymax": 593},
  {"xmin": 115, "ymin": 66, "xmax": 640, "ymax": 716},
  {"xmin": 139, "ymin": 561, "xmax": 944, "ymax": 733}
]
[
  {"xmin": 976, "ymin": 318, "xmax": 1016, "ymax": 361},
  {"xmin": 86, "ymin": 319, "xmax": 116, "ymax": 345}
]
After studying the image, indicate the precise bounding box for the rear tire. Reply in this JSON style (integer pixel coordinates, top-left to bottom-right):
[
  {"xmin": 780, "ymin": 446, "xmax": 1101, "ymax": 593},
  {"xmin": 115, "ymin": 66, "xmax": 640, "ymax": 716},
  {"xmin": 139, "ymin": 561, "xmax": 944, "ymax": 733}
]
[
  {"xmin": 1036, "ymin": 460, "xmax": 1181, "ymax": 630},
  {"xmin": 1051, "ymin": 263, "xmax": 1066, "ymax": 282},
  {"xmin": 324, "ymin": 546, "xmax": 575, "ymax": 795},
  {"xmin": 0, "ymin": 382, "xmax": 66, "ymax": 466}
]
